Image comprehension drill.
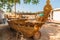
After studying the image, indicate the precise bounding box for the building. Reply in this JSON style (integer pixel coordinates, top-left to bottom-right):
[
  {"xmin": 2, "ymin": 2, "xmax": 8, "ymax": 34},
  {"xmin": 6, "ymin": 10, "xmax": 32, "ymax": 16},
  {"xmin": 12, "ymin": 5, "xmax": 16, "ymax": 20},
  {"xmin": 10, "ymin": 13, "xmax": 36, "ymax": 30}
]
[{"xmin": 48, "ymin": 8, "xmax": 60, "ymax": 23}]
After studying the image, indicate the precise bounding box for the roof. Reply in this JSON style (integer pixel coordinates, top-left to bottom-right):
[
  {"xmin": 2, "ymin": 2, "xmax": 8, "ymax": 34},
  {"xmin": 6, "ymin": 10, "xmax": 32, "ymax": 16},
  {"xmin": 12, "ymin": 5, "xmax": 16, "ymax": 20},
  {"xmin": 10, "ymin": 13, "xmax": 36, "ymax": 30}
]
[{"xmin": 53, "ymin": 8, "xmax": 60, "ymax": 11}]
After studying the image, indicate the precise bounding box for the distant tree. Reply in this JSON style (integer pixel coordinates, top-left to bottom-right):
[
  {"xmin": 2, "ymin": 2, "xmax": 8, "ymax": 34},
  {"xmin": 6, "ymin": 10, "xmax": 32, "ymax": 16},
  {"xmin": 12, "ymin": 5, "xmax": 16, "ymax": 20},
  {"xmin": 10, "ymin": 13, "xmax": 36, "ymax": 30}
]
[{"xmin": 0, "ymin": 0, "xmax": 39, "ymax": 12}]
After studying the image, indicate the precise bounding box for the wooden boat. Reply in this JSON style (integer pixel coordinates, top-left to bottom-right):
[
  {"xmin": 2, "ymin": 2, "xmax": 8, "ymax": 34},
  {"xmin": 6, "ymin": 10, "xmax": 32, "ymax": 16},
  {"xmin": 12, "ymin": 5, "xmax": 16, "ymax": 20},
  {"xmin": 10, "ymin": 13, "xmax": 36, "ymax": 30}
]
[
  {"xmin": 7, "ymin": 11, "xmax": 50, "ymax": 39},
  {"xmin": 8, "ymin": 19, "xmax": 43, "ymax": 37},
  {"xmin": 7, "ymin": 0, "xmax": 52, "ymax": 40}
]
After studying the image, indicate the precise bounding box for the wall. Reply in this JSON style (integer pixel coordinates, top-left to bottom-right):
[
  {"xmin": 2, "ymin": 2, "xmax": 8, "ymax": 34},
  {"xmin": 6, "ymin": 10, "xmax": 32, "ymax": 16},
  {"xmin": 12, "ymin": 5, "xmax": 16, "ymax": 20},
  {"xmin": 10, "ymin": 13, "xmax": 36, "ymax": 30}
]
[{"xmin": 53, "ymin": 11, "xmax": 60, "ymax": 21}]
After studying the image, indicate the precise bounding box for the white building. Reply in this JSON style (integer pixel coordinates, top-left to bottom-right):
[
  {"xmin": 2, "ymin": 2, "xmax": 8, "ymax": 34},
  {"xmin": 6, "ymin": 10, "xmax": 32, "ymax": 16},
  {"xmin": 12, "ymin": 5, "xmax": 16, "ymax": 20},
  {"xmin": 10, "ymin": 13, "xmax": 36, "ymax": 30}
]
[{"xmin": 49, "ymin": 8, "xmax": 60, "ymax": 23}]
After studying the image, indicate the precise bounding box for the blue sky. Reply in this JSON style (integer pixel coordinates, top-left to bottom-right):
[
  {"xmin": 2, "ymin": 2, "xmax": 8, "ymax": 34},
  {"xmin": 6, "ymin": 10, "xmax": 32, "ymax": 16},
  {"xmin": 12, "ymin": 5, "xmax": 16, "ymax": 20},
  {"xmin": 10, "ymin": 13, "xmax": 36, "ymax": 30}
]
[{"xmin": 12, "ymin": 0, "xmax": 60, "ymax": 12}]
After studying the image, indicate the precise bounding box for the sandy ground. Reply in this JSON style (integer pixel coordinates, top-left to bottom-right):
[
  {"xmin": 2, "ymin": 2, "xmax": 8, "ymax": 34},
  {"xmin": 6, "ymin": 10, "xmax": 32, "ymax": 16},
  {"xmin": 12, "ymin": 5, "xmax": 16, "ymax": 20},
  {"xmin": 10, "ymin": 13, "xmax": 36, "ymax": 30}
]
[{"xmin": 0, "ymin": 23, "xmax": 60, "ymax": 40}]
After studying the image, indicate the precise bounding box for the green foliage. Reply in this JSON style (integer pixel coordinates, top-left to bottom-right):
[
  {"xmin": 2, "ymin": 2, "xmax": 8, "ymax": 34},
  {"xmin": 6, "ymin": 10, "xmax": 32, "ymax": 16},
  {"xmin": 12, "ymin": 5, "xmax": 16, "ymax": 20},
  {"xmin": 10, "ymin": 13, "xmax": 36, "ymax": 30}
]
[
  {"xmin": 24, "ymin": 0, "xmax": 31, "ymax": 4},
  {"xmin": 0, "ymin": 0, "xmax": 39, "ymax": 12},
  {"xmin": 32, "ymin": 0, "xmax": 39, "ymax": 4},
  {"xmin": 24, "ymin": 0, "xmax": 39, "ymax": 4},
  {"xmin": 0, "ymin": 3, "xmax": 3, "ymax": 8}
]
